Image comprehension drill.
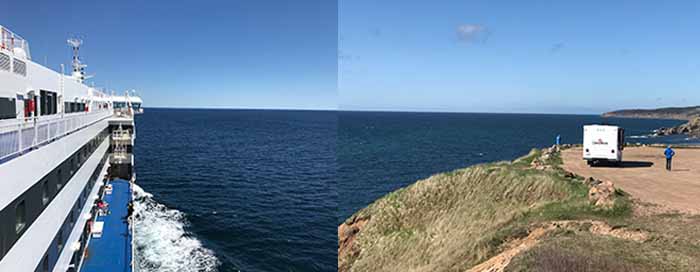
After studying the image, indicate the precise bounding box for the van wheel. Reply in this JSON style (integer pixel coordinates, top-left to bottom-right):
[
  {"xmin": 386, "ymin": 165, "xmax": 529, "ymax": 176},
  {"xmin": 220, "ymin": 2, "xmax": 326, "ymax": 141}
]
[{"xmin": 586, "ymin": 160, "xmax": 593, "ymax": 166}]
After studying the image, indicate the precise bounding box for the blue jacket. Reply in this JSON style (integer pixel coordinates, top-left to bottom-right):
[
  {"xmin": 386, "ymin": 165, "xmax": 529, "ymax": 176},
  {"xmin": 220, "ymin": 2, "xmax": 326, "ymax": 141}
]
[{"xmin": 664, "ymin": 148, "xmax": 675, "ymax": 159}]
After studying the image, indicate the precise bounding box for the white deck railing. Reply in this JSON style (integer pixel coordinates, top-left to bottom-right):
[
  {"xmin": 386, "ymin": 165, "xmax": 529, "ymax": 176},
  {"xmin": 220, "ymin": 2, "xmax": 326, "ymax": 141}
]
[
  {"xmin": 0, "ymin": 25, "xmax": 31, "ymax": 60},
  {"xmin": 0, "ymin": 110, "xmax": 112, "ymax": 162}
]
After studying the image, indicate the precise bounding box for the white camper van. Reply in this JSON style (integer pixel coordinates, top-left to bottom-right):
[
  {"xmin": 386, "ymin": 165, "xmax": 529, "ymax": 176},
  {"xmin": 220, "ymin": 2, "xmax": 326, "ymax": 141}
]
[{"xmin": 583, "ymin": 125, "xmax": 625, "ymax": 165}]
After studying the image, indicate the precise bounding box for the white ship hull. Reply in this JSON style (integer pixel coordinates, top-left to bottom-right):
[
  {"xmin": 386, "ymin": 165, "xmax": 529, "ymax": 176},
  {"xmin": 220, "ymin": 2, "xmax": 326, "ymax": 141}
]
[{"xmin": 0, "ymin": 25, "xmax": 141, "ymax": 272}]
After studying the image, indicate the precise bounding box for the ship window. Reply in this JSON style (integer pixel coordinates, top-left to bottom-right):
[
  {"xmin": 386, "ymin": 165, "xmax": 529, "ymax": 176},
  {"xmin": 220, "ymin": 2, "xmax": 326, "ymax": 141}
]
[
  {"xmin": 57, "ymin": 169, "xmax": 63, "ymax": 191},
  {"xmin": 50, "ymin": 93, "xmax": 57, "ymax": 114},
  {"xmin": 0, "ymin": 97, "xmax": 16, "ymax": 120},
  {"xmin": 40, "ymin": 90, "xmax": 57, "ymax": 116},
  {"xmin": 42, "ymin": 179, "xmax": 50, "ymax": 205},
  {"xmin": 12, "ymin": 59, "xmax": 26, "ymax": 76},
  {"xmin": 46, "ymin": 93, "xmax": 52, "ymax": 115},
  {"xmin": 42, "ymin": 255, "xmax": 49, "ymax": 272},
  {"xmin": 32, "ymin": 96, "xmax": 39, "ymax": 116},
  {"xmin": 0, "ymin": 53, "xmax": 10, "ymax": 71},
  {"xmin": 15, "ymin": 200, "xmax": 27, "ymax": 233},
  {"xmin": 57, "ymin": 230, "xmax": 64, "ymax": 251},
  {"xmin": 40, "ymin": 91, "xmax": 47, "ymax": 115}
]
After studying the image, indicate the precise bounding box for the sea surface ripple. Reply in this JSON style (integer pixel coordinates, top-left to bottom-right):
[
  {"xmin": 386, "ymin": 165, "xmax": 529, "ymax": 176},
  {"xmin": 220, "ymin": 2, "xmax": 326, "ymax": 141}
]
[{"xmin": 134, "ymin": 109, "xmax": 336, "ymax": 272}]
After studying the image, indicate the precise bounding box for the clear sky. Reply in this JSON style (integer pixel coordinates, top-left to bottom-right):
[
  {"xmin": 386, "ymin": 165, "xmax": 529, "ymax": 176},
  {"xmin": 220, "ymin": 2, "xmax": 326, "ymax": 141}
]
[
  {"xmin": 340, "ymin": 0, "xmax": 700, "ymax": 114},
  {"xmin": 3, "ymin": 0, "xmax": 337, "ymax": 109}
]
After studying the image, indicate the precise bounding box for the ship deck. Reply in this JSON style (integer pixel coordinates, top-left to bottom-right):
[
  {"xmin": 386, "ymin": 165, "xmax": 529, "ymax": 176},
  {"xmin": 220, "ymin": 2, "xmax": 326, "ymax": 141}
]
[{"xmin": 80, "ymin": 179, "xmax": 133, "ymax": 272}]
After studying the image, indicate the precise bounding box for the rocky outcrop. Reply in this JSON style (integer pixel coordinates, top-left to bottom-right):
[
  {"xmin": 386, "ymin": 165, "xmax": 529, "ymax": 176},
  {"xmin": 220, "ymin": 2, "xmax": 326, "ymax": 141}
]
[
  {"xmin": 338, "ymin": 215, "xmax": 369, "ymax": 271},
  {"xmin": 654, "ymin": 117, "xmax": 700, "ymax": 138},
  {"xmin": 584, "ymin": 177, "xmax": 617, "ymax": 208},
  {"xmin": 529, "ymin": 145, "xmax": 559, "ymax": 170}
]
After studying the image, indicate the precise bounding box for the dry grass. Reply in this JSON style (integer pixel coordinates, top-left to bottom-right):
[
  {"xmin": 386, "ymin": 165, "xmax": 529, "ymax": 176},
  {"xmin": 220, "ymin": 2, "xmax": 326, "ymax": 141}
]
[
  {"xmin": 508, "ymin": 244, "xmax": 644, "ymax": 272},
  {"xmin": 506, "ymin": 224, "xmax": 700, "ymax": 272}
]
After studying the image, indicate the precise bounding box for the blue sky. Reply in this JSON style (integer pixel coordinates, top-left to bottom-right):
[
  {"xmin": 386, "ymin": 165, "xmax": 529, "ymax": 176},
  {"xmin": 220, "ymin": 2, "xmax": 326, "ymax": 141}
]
[
  {"xmin": 3, "ymin": 0, "xmax": 337, "ymax": 109},
  {"xmin": 5, "ymin": 1, "xmax": 700, "ymax": 113},
  {"xmin": 340, "ymin": 0, "xmax": 700, "ymax": 114}
]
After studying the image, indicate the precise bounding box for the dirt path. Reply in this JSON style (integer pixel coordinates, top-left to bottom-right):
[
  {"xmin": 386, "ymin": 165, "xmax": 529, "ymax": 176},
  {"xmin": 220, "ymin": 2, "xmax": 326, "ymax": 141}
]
[
  {"xmin": 562, "ymin": 146, "xmax": 700, "ymax": 214},
  {"xmin": 466, "ymin": 220, "xmax": 648, "ymax": 272}
]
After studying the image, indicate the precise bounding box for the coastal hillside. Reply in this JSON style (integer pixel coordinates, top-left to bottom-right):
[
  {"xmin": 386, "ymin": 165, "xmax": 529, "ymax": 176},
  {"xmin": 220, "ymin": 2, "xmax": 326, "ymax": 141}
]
[
  {"xmin": 602, "ymin": 106, "xmax": 700, "ymax": 120},
  {"xmin": 339, "ymin": 148, "xmax": 700, "ymax": 272}
]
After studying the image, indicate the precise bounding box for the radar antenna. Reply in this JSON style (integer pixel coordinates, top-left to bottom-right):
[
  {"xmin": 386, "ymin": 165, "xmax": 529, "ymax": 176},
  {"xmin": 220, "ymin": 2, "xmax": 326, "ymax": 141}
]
[{"xmin": 67, "ymin": 38, "xmax": 88, "ymax": 83}]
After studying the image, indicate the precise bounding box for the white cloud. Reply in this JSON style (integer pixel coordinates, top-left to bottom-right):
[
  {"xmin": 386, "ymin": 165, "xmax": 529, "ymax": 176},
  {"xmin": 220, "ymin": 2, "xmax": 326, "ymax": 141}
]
[{"xmin": 456, "ymin": 24, "xmax": 489, "ymax": 43}]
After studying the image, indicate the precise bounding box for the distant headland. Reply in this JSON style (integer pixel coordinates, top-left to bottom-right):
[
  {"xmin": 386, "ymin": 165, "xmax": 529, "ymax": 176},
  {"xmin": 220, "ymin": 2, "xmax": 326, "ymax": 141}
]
[
  {"xmin": 603, "ymin": 105, "xmax": 700, "ymax": 138},
  {"xmin": 602, "ymin": 105, "xmax": 700, "ymax": 120}
]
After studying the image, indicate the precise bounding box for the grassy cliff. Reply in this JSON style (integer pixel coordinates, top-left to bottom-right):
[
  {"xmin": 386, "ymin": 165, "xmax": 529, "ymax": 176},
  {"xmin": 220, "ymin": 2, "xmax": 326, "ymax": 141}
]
[{"xmin": 339, "ymin": 148, "xmax": 700, "ymax": 272}]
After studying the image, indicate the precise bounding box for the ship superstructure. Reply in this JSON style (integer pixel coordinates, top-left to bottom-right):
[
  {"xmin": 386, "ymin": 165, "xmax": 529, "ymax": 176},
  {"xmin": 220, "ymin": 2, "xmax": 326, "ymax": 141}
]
[{"xmin": 0, "ymin": 25, "xmax": 141, "ymax": 272}]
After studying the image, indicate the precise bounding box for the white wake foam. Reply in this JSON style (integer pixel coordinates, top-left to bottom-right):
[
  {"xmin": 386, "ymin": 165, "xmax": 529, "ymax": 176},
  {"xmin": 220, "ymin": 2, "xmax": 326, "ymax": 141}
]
[
  {"xmin": 132, "ymin": 184, "xmax": 219, "ymax": 272},
  {"xmin": 628, "ymin": 135, "xmax": 649, "ymax": 139},
  {"xmin": 628, "ymin": 134, "xmax": 655, "ymax": 139}
]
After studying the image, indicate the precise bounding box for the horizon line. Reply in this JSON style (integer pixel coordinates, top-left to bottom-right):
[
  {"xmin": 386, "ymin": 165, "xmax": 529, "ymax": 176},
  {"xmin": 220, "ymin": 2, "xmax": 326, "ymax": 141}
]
[{"xmin": 142, "ymin": 106, "xmax": 609, "ymax": 116}]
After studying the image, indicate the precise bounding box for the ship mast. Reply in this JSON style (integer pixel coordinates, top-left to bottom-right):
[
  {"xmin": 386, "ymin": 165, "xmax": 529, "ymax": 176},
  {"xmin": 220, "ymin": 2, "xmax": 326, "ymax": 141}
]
[{"xmin": 67, "ymin": 38, "xmax": 87, "ymax": 83}]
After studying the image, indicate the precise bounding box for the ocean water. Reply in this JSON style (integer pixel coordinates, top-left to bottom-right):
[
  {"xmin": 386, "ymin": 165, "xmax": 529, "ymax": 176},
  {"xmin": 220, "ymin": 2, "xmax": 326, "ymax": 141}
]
[
  {"xmin": 133, "ymin": 109, "xmax": 337, "ymax": 272},
  {"xmin": 129, "ymin": 109, "xmax": 694, "ymax": 271},
  {"xmin": 337, "ymin": 112, "xmax": 693, "ymax": 223}
]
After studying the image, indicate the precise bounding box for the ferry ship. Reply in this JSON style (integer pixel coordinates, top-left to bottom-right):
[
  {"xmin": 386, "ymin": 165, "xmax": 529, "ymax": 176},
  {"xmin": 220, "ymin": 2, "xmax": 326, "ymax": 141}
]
[{"xmin": 0, "ymin": 25, "xmax": 142, "ymax": 271}]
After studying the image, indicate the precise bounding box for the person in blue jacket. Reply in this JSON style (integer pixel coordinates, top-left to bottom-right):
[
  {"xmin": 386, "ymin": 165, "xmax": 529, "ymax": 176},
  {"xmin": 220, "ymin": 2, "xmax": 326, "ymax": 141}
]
[
  {"xmin": 664, "ymin": 145, "xmax": 675, "ymax": 171},
  {"xmin": 555, "ymin": 134, "xmax": 561, "ymax": 146}
]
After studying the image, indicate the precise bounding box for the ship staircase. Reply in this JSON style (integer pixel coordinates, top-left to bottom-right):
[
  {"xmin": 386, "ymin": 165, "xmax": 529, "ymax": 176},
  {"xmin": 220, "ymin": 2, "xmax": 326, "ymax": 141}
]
[{"xmin": 107, "ymin": 114, "xmax": 135, "ymax": 181}]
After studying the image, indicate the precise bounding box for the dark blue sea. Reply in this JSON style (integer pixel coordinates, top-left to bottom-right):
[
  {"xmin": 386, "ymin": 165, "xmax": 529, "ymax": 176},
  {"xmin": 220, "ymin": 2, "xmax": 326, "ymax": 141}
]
[
  {"xmin": 129, "ymin": 109, "xmax": 695, "ymax": 272},
  {"xmin": 133, "ymin": 109, "xmax": 336, "ymax": 272}
]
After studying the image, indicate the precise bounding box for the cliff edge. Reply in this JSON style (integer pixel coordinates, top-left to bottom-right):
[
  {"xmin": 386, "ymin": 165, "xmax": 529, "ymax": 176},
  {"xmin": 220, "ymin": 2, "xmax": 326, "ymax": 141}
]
[{"xmin": 339, "ymin": 147, "xmax": 700, "ymax": 272}]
